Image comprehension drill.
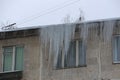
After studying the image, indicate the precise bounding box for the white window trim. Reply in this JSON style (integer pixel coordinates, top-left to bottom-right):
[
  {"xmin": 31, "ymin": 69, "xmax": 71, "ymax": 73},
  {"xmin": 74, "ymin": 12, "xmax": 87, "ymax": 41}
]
[
  {"xmin": 2, "ymin": 46, "xmax": 24, "ymax": 72},
  {"xmin": 113, "ymin": 35, "xmax": 120, "ymax": 63},
  {"xmin": 12, "ymin": 47, "xmax": 15, "ymax": 71},
  {"xmin": 58, "ymin": 40, "xmax": 84, "ymax": 68}
]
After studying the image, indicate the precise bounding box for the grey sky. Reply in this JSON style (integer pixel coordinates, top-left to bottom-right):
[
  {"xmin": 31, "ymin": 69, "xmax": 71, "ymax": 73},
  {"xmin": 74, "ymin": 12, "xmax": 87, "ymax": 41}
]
[{"xmin": 1, "ymin": 0, "xmax": 120, "ymax": 28}]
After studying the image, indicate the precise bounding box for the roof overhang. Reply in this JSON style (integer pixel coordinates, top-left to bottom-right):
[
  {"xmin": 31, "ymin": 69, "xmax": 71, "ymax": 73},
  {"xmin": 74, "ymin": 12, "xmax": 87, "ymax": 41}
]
[{"xmin": 0, "ymin": 17, "xmax": 120, "ymax": 40}]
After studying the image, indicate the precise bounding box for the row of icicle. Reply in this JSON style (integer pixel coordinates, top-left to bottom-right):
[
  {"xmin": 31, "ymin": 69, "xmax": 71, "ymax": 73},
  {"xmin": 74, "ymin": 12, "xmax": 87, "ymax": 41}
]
[{"xmin": 40, "ymin": 20, "xmax": 117, "ymax": 67}]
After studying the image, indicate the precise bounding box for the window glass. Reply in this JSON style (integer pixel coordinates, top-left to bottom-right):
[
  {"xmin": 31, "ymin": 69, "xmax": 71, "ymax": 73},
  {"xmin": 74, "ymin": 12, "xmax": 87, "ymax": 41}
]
[
  {"xmin": 113, "ymin": 36, "xmax": 120, "ymax": 63},
  {"xmin": 4, "ymin": 47, "xmax": 13, "ymax": 53},
  {"xmin": 56, "ymin": 50, "xmax": 62, "ymax": 69},
  {"xmin": 15, "ymin": 46, "xmax": 24, "ymax": 70},
  {"xmin": 56, "ymin": 40, "xmax": 86, "ymax": 69},
  {"xmin": 65, "ymin": 41, "xmax": 76, "ymax": 67},
  {"xmin": 79, "ymin": 41, "xmax": 86, "ymax": 66},
  {"xmin": 3, "ymin": 46, "xmax": 24, "ymax": 72},
  {"xmin": 3, "ymin": 47, "xmax": 13, "ymax": 72}
]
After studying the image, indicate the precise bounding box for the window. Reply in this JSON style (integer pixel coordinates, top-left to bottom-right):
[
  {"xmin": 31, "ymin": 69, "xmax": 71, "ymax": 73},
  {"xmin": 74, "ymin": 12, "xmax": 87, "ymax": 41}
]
[
  {"xmin": 56, "ymin": 40, "xmax": 86, "ymax": 69},
  {"xmin": 3, "ymin": 46, "xmax": 24, "ymax": 72},
  {"xmin": 113, "ymin": 36, "xmax": 120, "ymax": 63}
]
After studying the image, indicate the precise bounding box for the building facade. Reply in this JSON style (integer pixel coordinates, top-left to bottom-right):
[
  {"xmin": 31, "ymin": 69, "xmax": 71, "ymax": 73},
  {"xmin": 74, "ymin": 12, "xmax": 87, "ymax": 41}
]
[{"xmin": 0, "ymin": 18, "xmax": 120, "ymax": 80}]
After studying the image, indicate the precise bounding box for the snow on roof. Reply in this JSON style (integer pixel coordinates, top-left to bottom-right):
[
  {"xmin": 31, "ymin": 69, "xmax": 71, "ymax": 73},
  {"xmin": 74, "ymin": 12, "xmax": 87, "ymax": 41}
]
[{"xmin": 1, "ymin": 17, "xmax": 120, "ymax": 33}]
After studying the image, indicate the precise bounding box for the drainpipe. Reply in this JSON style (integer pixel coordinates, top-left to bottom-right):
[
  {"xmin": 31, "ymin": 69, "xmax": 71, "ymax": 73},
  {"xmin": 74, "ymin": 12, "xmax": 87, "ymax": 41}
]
[
  {"xmin": 98, "ymin": 41, "xmax": 102, "ymax": 80},
  {"xmin": 39, "ymin": 31, "xmax": 43, "ymax": 80},
  {"xmin": 98, "ymin": 33, "xmax": 102, "ymax": 80},
  {"xmin": 40, "ymin": 44, "xmax": 43, "ymax": 80}
]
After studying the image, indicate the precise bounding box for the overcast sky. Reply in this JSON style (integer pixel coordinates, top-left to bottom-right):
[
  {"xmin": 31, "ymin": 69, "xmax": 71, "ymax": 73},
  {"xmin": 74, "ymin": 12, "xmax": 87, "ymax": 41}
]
[{"xmin": 1, "ymin": 0, "xmax": 120, "ymax": 28}]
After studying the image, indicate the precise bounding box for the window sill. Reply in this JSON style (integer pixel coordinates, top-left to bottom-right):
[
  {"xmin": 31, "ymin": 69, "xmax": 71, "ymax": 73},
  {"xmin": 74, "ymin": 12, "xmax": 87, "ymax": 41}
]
[
  {"xmin": 0, "ymin": 70, "xmax": 23, "ymax": 73},
  {"xmin": 113, "ymin": 61, "xmax": 120, "ymax": 64},
  {"xmin": 54, "ymin": 65, "xmax": 87, "ymax": 70},
  {"xmin": 0, "ymin": 71, "xmax": 23, "ymax": 80}
]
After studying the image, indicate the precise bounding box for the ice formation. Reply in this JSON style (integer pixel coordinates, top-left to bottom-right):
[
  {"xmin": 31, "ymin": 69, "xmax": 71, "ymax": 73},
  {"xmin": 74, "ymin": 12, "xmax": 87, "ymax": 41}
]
[
  {"xmin": 40, "ymin": 20, "xmax": 116, "ymax": 67},
  {"xmin": 102, "ymin": 21, "xmax": 115, "ymax": 42},
  {"xmin": 40, "ymin": 24, "xmax": 76, "ymax": 67}
]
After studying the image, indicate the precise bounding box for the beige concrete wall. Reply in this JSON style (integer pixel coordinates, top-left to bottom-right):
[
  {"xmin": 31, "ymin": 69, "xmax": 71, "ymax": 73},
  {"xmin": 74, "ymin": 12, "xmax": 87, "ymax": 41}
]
[
  {"xmin": 0, "ymin": 36, "xmax": 40, "ymax": 80},
  {"xmin": 0, "ymin": 29, "xmax": 120, "ymax": 80}
]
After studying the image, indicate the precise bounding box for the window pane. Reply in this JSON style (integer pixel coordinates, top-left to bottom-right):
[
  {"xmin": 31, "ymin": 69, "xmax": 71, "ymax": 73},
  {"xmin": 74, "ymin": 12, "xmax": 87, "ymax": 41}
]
[
  {"xmin": 113, "ymin": 36, "xmax": 120, "ymax": 62},
  {"xmin": 65, "ymin": 41, "xmax": 76, "ymax": 67},
  {"xmin": 79, "ymin": 41, "xmax": 86, "ymax": 66},
  {"xmin": 3, "ymin": 47, "xmax": 13, "ymax": 72},
  {"xmin": 56, "ymin": 50, "xmax": 62, "ymax": 69},
  {"xmin": 117, "ymin": 37, "xmax": 120, "ymax": 61},
  {"xmin": 15, "ymin": 46, "xmax": 24, "ymax": 70},
  {"xmin": 4, "ymin": 47, "xmax": 13, "ymax": 53}
]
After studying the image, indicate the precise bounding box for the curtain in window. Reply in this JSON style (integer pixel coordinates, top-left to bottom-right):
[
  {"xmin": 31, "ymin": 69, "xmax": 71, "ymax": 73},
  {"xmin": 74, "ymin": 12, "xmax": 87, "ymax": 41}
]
[
  {"xmin": 3, "ymin": 47, "xmax": 13, "ymax": 72},
  {"xmin": 15, "ymin": 46, "xmax": 24, "ymax": 70}
]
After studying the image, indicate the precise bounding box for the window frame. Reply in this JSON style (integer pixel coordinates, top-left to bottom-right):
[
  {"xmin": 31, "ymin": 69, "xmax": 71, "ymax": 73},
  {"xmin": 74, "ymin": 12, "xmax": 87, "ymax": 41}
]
[
  {"xmin": 56, "ymin": 40, "xmax": 86, "ymax": 69},
  {"xmin": 2, "ymin": 45, "xmax": 24, "ymax": 72},
  {"xmin": 112, "ymin": 35, "xmax": 120, "ymax": 64}
]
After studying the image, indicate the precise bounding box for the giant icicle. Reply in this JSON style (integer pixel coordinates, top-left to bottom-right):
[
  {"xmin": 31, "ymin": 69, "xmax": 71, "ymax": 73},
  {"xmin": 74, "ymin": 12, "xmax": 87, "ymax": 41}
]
[
  {"xmin": 40, "ymin": 24, "xmax": 76, "ymax": 68},
  {"xmin": 80, "ymin": 23, "xmax": 89, "ymax": 43},
  {"xmin": 102, "ymin": 21, "xmax": 115, "ymax": 42},
  {"xmin": 40, "ymin": 20, "xmax": 116, "ymax": 69}
]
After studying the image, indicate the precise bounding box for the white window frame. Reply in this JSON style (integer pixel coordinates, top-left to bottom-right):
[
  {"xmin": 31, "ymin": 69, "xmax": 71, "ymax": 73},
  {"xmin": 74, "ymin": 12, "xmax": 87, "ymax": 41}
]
[
  {"xmin": 56, "ymin": 40, "xmax": 86, "ymax": 69},
  {"xmin": 2, "ymin": 45, "xmax": 24, "ymax": 72},
  {"xmin": 113, "ymin": 35, "xmax": 120, "ymax": 63}
]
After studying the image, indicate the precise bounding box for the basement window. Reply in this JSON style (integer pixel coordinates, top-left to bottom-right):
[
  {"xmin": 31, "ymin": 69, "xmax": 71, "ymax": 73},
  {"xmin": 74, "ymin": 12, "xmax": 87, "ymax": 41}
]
[
  {"xmin": 3, "ymin": 46, "xmax": 24, "ymax": 72},
  {"xmin": 56, "ymin": 40, "xmax": 86, "ymax": 69},
  {"xmin": 113, "ymin": 35, "xmax": 120, "ymax": 63}
]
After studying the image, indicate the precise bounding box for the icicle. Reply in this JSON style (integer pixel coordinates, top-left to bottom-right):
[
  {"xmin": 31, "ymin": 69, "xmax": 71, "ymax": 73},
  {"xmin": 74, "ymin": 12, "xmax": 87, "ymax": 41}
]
[
  {"xmin": 81, "ymin": 23, "xmax": 89, "ymax": 42},
  {"xmin": 89, "ymin": 23, "xmax": 99, "ymax": 40},
  {"xmin": 64, "ymin": 24, "xmax": 76, "ymax": 54},
  {"xmin": 103, "ymin": 20, "xmax": 115, "ymax": 42},
  {"xmin": 40, "ymin": 24, "xmax": 76, "ymax": 68},
  {"xmin": 80, "ymin": 23, "xmax": 95, "ymax": 45}
]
